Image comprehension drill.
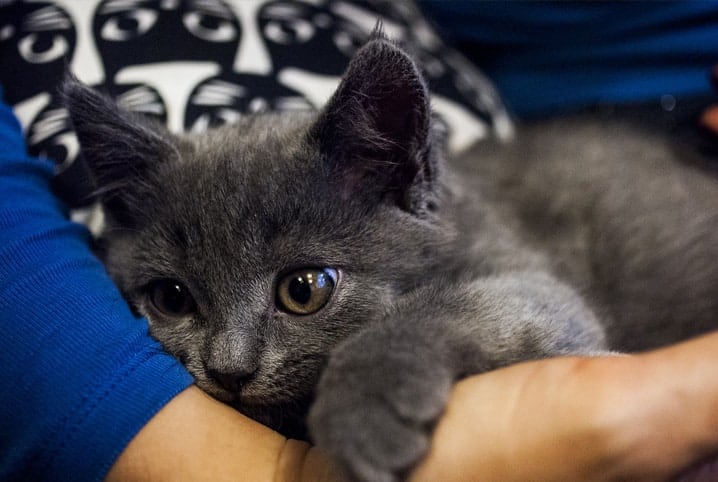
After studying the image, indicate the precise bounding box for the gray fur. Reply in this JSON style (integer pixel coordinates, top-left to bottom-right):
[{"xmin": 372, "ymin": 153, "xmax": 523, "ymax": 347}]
[{"xmin": 63, "ymin": 35, "xmax": 718, "ymax": 482}]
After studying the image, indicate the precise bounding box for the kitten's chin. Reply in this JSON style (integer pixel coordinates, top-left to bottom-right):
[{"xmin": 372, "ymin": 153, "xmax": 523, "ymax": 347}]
[
  {"xmin": 195, "ymin": 379, "xmax": 239, "ymax": 404},
  {"xmin": 196, "ymin": 379, "xmax": 312, "ymax": 439},
  {"xmin": 198, "ymin": 379, "xmax": 283, "ymax": 407}
]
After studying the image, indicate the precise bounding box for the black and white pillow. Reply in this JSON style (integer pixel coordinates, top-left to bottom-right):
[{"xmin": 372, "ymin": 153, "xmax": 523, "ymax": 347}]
[{"xmin": 0, "ymin": 0, "xmax": 512, "ymax": 207}]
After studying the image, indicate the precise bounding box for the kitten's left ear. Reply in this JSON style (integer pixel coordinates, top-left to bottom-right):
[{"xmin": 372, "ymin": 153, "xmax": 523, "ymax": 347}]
[
  {"xmin": 312, "ymin": 33, "xmax": 436, "ymax": 213},
  {"xmin": 61, "ymin": 76, "xmax": 179, "ymax": 226}
]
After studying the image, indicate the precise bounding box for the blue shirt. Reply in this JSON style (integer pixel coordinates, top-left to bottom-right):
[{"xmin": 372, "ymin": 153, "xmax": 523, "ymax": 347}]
[{"xmin": 0, "ymin": 94, "xmax": 193, "ymax": 480}]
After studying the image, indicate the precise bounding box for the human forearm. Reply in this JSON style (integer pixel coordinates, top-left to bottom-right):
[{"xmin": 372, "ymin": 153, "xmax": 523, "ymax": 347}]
[
  {"xmin": 411, "ymin": 332, "xmax": 718, "ymax": 482},
  {"xmin": 106, "ymin": 386, "xmax": 342, "ymax": 482},
  {"xmin": 107, "ymin": 332, "xmax": 718, "ymax": 482}
]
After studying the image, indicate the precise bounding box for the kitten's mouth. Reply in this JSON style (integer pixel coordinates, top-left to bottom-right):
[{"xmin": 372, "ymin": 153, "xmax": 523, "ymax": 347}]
[
  {"xmin": 196, "ymin": 379, "xmax": 241, "ymax": 403},
  {"xmin": 198, "ymin": 377, "xmax": 311, "ymax": 437},
  {"xmin": 199, "ymin": 377, "xmax": 269, "ymax": 406}
]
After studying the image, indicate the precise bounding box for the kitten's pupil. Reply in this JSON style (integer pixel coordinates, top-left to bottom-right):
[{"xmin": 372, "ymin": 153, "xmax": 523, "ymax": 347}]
[
  {"xmin": 164, "ymin": 283, "xmax": 186, "ymax": 311},
  {"xmin": 149, "ymin": 279, "xmax": 197, "ymax": 317},
  {"xmin": 277, "ymin": 268, "xmax": 337, "ymax": 315},
  {"xmin": 289, "ymin": 277, "xmax": 312, "ymax": 305}
]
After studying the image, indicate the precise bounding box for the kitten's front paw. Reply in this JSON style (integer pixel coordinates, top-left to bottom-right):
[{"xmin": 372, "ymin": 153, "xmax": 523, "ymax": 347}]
[{"xmin": 308, "ymin": 334, "xmax": 452, "ymax": 482}]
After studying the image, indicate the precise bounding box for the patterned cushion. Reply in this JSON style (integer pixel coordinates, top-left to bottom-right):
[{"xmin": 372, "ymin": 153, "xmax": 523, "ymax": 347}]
[{"xmin": 0, "ymin": 0, "xmax": 511, "ymax": 207}]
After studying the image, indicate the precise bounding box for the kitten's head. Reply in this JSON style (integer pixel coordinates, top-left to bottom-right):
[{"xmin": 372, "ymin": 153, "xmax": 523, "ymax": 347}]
[{"xmin": 63, "ymin": 33, "xmax": 452, "ymax": 436}]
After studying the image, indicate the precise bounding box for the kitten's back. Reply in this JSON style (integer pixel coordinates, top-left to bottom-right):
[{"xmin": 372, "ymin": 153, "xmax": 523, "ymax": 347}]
[{"xmin": 456, "ymin": 112, "xmax": 718, "ymax": 351}]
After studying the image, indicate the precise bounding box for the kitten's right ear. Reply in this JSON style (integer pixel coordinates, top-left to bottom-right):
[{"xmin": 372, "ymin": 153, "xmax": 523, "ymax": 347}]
[
  {"xmin": 310, "ymin": 31, "xmax": 436, "ymax": 213},
  {"xmin": 61, "ymin": 77, "xmax": 178, "ymax": 225}
]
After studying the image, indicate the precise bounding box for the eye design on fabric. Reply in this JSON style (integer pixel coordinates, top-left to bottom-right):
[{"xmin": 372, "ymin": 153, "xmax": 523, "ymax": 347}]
[
  {"xmin": 18, "ymin": 33, "xmax": 69, "ymax": 63},
  {"xmin": 16, "ymin": 5, "xmax": 72, "ymax": 63},
  {"xmin": 148, "ymin": 279, "xmax": 197, "ymax": 317},
  {"xmin": 276, "ymin": 268, "xmax": 338, "ymax": 315},
  {"xmin": 183, "ymin": 11, "xmax": 237, "ymax": 42},
  {"xmin": 100, "ymin": 8, "xmax": 158, "ymax": 41},
  {"xmin": 262, "ymin": 4, "xmax": 316, "ymax": 45}
]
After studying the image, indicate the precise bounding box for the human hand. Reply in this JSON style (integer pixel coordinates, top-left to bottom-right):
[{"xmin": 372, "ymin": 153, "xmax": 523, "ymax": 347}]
[
  {"xmin": 410, "ymin": 332, "xmax": 718, "ymax": 482},
  {"xmin": 699, "ymin": 65, "xmax": 718, "ymax": 141}
]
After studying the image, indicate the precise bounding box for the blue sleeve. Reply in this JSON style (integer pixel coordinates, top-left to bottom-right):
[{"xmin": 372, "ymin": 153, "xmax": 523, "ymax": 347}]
[
  {"xmin": 419, "ymin": 1, "xmax": 718, "ymax": 118},
  {"xmin": 0, "ymin": 97, "xmax": 194, "ymax": 480}
]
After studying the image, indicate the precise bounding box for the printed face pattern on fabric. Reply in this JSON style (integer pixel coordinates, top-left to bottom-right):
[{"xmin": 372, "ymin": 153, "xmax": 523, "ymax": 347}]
[{"xmin": 0, "ymin": 0, "xmax": 511, "ymax": 208}]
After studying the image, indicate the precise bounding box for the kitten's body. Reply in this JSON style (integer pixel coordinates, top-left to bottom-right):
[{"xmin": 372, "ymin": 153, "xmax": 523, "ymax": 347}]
[
  {"xmin": 64, "ymin": 36, "xmax": 718, "ymax": 482},
  {"xmin": 455, "ymin": 115, "xmax": 718, "ymax": 352}
]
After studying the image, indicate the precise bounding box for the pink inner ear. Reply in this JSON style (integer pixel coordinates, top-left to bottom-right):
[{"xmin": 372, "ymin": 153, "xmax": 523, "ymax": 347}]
[
  {"xmin": 315, "ymin": 36, "xmax": 432, "ymax": 206},
  {"xmin": 340, "ymin": 163, "xmax": 369, "ymax": 201}
]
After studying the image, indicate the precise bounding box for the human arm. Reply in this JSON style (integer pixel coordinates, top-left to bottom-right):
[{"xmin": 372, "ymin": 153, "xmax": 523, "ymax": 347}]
[
  {"xmin": 412, "ymin": 332, "xmax": 718, "ymax": 482},
  {"xmin": 107, "ymin": 332, "xmax": 718, "ymax": 482},
  {"xmin": 106, "ymin": 385, "xmax": 341, "ymax": 482}
]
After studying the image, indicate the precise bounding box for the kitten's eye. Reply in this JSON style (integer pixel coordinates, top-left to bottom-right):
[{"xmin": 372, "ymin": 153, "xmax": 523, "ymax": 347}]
[
  {"xmin": 276, "ymin": 268, "xmax": 337, "ymax": 315},
  {"xmin": 148, "ymin": 279, "xmax": 197, "ymax": 317}
]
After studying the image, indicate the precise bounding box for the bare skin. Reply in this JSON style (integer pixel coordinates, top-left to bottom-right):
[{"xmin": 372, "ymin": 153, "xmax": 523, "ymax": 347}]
[
  {"xmin": 413, "ymin": 333, "xmax": 718, "ymax": 482},
  {"xmin": 107, "ymin": 331, "xmax": 718, "ymax": 482},
  {"xmin": 105, "ymin": 386, "xmax": 342, "ymax": 482}
]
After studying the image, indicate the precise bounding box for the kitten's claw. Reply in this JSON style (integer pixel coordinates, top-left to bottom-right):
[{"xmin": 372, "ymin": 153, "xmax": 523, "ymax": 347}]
[{"xmin": 308, "ymin": 331, "xmax": 451, "ymax": 482}]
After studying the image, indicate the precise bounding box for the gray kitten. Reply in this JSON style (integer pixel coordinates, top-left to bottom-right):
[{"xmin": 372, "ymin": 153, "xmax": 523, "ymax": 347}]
[{"xmin": 63, "ymin": 34, "xmax": 718, "ymax": 482}]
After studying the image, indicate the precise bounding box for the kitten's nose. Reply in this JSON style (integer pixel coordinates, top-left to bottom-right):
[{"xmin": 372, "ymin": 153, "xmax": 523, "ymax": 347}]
[{"xmin": 207, "ymin": 368, "xmax": 253, "ymax": 393}]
